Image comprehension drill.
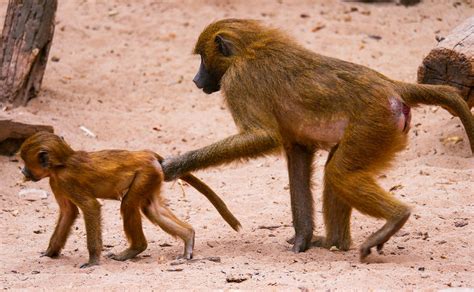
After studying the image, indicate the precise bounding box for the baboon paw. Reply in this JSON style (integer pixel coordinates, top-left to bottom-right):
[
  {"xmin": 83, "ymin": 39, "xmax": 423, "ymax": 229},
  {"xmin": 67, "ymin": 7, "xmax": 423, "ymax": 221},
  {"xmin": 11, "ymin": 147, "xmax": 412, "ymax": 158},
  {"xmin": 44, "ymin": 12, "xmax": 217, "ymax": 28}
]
[
  {"xmin": 324, "ymin": 238, "xmax": 351, "ymax": 251},
  {"xmin": 105, "ymin": 252, "xmax": 114, "ymax": 258},
  {"xmin": 292, "ymin": 244, "xmax": 309, "ymax": 253},
  {"xmin": 288, "ymin": 234, "xmax": 324, "ymax": 247},
  {"xmin": 359, "ymin": 246, "xmax": 372, "ymax": 260},
  {"xmin": 79, "ymin": 261, "xmax": 99, "ymax": 269},
  {"xmin": 311, "ymin": 236, "xmax": 327, "ymax": 248},
  {"xmin": 376, "ymin": 243, "xmax": 385, "ymax": 254},
  {"xmin": 176, "ymin": 253, "xmax": 193, "ymax": 260},
  {"xmin": 291, "ymin": 236, "xmax": 312, "ymax": 253},
  {"xmin": 107, "ymin": 253, "xmax": 129, "ymax": 261},
  {"xmin": 107, "ymin": 248, "xmax": 144, "ymax": 261},
  {"xmin": 41, "ymin": 250, "xmax": 59, "ymax": 258}
]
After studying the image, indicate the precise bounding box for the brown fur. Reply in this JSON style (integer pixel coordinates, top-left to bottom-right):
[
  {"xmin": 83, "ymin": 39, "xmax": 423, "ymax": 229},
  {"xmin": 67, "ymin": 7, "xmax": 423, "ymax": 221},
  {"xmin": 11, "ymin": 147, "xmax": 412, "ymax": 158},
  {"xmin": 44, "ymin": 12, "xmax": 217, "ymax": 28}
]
[
  {"xmin": 20, "ymin": 131, "xmax": 241, "ymax": 268},
  {"xmin": 162, "ymin": 19, "xmax": 474, "ymax": 260}
]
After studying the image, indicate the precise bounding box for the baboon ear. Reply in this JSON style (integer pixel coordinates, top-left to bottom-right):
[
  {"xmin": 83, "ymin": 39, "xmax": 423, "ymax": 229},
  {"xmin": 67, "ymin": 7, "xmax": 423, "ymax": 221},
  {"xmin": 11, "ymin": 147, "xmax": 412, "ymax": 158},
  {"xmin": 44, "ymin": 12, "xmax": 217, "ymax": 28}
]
[
  {"xmin": 215, "ymin": 34, "xmax": 233, "ymax": 57},
  {"xmin": 38, "ymin": 150, "xmax": 49, "ymax": 168}
]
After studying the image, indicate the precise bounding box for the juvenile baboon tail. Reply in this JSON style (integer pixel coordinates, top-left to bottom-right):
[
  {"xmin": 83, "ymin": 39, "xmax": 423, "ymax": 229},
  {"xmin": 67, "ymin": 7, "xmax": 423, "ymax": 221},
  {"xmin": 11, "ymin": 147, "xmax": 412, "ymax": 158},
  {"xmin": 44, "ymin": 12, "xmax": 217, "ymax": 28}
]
[
  {"xmin": 180, "ymin": 174, "xmax": 242, "ymax": 231},
  {"xmin": 154, "ymin": 153, "xmax": 242, "ymax": 231},
  {"xmin": 395, "ymin": 82, "xmax": 474, "ymax": 153}
]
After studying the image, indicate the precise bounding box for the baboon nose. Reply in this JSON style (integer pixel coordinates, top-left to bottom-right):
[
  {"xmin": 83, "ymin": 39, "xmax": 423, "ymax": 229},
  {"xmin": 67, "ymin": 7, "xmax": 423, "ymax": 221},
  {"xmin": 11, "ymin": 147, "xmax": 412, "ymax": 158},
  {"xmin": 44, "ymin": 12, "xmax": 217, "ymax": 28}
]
[
  {"xmin": 193, "ymin": 77, "xmax": 204, "ymax": 89},
  {"xmin": 21, "ymin": 167, "xmax": 32, "ymax": 181}
]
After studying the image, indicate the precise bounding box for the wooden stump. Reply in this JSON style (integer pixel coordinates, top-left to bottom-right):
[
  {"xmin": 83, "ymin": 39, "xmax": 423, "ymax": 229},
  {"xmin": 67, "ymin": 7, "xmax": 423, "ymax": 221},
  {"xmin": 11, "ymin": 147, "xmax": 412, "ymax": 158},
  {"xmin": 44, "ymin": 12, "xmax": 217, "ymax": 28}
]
[
  {"xmin": 0, "ymin": 119, "xmax": 54, "ymax": 156},
  {"xmin": 0, "ymin": 0, "xmax": 58, "ymax": 107},
  {"xmin": 417, "ymin": 17, "xmax": 474, "ymax": 108}
]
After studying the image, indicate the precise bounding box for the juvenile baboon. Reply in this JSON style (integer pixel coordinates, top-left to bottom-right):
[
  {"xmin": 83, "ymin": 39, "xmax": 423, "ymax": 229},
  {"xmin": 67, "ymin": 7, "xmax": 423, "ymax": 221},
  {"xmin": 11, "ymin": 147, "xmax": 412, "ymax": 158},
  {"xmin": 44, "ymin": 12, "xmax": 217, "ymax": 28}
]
[
  {"xmin": 20, "ymin": 131, "xmax": 241, "ymax": 268},
  {"xmin": 162, "ymin": 19, "xmax": 474, "ymax": 259}
]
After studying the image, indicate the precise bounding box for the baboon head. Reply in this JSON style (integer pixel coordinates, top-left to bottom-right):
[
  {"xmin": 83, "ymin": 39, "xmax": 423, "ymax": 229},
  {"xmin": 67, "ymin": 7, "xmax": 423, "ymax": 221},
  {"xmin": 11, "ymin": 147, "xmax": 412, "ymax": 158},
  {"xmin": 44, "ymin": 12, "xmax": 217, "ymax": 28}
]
[
  {"xmin": 192, "ymin": 19, "xmax": 281, "ymax": 94},
  {"xmin": 20, "ymin": 132, "xmax": 73, "ymax": 181}
]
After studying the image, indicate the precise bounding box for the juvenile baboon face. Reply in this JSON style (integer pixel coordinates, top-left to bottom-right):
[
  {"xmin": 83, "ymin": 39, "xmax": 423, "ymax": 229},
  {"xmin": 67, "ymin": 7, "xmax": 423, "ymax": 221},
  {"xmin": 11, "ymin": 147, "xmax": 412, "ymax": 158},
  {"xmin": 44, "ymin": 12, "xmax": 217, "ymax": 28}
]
[
  {"xmin": 19, "ymin": 132, "xmax": 64, "ymax": 182},
  {"xmin": 20, "ymin": 149, "xmax": 50, "ymax": 182}
]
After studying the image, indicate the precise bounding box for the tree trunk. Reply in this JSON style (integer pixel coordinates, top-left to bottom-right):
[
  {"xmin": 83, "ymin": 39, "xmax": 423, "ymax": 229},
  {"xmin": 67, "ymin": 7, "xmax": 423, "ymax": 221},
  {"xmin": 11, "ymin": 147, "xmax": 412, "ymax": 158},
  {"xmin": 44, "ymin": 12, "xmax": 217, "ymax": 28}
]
[
  {"xmin": 0, "ymin": 118, "xmax": 54, "ymax": 156},
  {"xmin": 417, "ymin": 17, "xmax": 474, "ymax": 108},
  {"xmin": 0, "ymin": 0, "xmax": 58, "ymax": 107}
]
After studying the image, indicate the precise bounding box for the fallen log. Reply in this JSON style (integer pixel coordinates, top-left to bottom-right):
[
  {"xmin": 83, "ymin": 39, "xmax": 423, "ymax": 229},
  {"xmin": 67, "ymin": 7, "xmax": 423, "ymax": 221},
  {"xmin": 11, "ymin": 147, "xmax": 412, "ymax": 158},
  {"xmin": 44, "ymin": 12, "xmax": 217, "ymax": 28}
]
[
  {"xmin": 417, "ymin": 17, "xmax": 474, "ymax": 108},
  {"xmin": 0, "ymin": 119, "xmax": 53, "ymax": 156}
]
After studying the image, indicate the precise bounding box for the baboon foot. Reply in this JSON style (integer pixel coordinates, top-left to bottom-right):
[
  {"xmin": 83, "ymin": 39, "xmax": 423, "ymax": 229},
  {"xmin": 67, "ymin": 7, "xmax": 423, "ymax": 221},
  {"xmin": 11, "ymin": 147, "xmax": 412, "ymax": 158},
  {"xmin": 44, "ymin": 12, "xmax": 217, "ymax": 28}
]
[
  {"xmin": 41, "ymin": 249, "xmax": 60, "ymax": 258},
  {"xmin": 360, "ymin": 210, "xmax": 410, "ymax": 260},
  {"xmin": 287, "ymin": 234, "xmax": 332, "ymax": 249},
  {"xmin": 107, "ymin": 246, "xmax": 146, "ymax": 261},
  {"xmin": 79, "ymin": 259, "xmax": 99, "ymax": 269}
]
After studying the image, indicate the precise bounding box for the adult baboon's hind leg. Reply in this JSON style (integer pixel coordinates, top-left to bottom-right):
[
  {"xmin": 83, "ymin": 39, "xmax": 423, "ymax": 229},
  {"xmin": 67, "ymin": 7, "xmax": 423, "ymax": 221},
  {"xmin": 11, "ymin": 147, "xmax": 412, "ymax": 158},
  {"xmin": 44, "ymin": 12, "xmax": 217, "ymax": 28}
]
[
  {"xmin": 320, "ymin": 145, "xmax": 352, "ymax": 250},
  {"xmin": 320, "ymin": 180, "xmax": 353, "ymax": 251},
  {"xmin": 324, "ymin": 124, "xmax": 411, "ymax": 260}
]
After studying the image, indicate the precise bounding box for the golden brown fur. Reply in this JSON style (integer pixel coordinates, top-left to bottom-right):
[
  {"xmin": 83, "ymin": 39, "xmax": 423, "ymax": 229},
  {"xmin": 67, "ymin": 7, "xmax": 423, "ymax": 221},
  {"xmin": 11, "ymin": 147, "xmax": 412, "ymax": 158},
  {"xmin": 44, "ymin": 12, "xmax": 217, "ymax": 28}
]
[
  {"xmin": 162, "ymin": 19, "xmax": 474, "ymax": 260},
  {"xmin": 20, "ymin": 131, "xmax": 241, "ymax": 268}
]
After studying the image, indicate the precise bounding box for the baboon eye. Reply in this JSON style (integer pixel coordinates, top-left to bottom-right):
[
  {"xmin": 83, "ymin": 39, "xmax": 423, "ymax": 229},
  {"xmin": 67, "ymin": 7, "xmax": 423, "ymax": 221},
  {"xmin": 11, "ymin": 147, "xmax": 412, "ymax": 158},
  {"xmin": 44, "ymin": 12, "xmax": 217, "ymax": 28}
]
[
  {"xmin": 38, "ymin": 151, "xmax": 49, "ymax": 168},
  {"xmin": 215, "ymin": 35, "xmax": 233, "ymax": 57}
]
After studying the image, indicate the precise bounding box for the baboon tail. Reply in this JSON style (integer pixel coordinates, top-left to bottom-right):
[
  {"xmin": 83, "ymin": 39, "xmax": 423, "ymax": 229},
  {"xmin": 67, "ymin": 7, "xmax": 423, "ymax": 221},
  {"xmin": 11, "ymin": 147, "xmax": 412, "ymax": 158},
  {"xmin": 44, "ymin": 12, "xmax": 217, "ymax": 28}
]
[
  {"xmin": 395, "ymin": 82, "xmax": 474, "ymax": 153},
  {"xmin": 180, "ymin": 174, "xmax": 242, "ymax": 231},
  {"xmin": 153, "ymin": 152, "xmax": 242, "ymax": 231}
]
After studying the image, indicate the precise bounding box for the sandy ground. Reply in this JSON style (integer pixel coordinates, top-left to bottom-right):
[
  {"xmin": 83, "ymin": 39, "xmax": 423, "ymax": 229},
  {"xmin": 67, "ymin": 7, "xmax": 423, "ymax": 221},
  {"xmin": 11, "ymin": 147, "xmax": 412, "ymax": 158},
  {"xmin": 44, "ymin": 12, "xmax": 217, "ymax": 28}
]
[{"xmin": 1, "ymin": 0, "xmax": 473, "ymax": 290}]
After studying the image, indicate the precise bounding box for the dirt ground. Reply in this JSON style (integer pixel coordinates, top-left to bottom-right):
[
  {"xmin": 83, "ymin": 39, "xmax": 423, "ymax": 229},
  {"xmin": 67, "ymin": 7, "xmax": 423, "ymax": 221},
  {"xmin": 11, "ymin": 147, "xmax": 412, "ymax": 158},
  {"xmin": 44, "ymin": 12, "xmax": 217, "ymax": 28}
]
[{"xmin": 1, "ymin": 0, "xmax": 473, "ymax": 290}]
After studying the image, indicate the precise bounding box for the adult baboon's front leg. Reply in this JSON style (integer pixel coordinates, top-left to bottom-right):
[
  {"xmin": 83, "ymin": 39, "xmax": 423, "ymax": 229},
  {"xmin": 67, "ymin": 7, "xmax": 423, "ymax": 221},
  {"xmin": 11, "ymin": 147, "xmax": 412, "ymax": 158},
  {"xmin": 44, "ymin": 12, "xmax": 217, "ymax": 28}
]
[{"xmin": 286, "ymin": 143, "xmax": 315, "ymax": 253}]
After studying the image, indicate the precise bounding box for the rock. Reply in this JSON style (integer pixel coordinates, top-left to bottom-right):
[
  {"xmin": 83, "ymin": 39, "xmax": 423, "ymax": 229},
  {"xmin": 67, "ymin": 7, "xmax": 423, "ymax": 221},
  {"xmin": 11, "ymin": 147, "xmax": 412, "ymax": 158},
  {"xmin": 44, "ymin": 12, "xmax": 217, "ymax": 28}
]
[
  {"xmin": 329, "ymin": 246, "xmax": 340, "ymax": 251},
  {"xmin": 226, "ymin": 274, "xmax": 249, "ymax": 283},
  {"xmin": 79, "ymin": 126, "xmax": 97, "ymax": 138},
  {"xmin": 19, "ymin": 188, "xmax": 49, "ymax": 201},
  {"xmin": 454, "ymin": 220, "xmax": 468, "ymax": 227},
  {"xmin": 205, "ymin": 256, "xmax": 221, "ymax": 263},
  {"xmin": 166, "ymin": 268, "xmax": 183, "ymax": 272}
]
